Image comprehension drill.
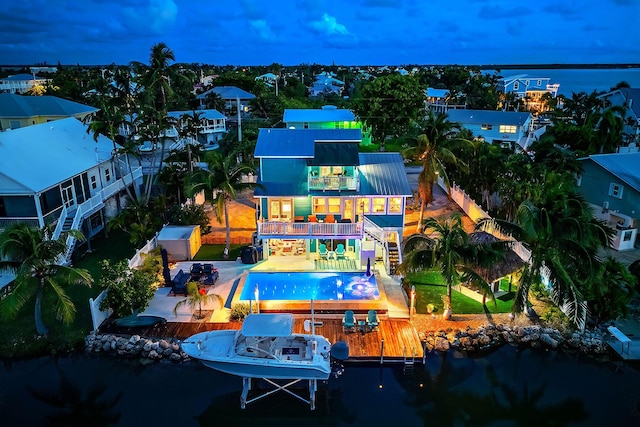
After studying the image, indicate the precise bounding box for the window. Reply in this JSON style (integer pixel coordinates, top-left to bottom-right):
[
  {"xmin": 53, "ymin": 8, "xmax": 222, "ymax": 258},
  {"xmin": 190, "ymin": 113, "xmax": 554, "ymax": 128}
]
[
  {"xmin": 357, "ymin": 198, "xmax": 370, "ymax": 214},
  {"xmin": 481, "ymin": 124, "xmax": 493, "ymax": 130},
  {"xmin": 388, "ymin": 197, "xmax": 402, "ymax": 214},
  {"xmin": 623, "ymin": 231, "xmax": 632, "ymax": 242},
  {"xmin": 104, "ymin": 168, "xmax": 111, "ymax": 182},
  {"xmin": 320, "ymin": 166, "xmax": 331, "ymax": 176},
  {"xmin": 328, "ymin": 198, "xmax": 341, "ymax": 213},
  {"xmin": 513, "ymin": 82, "xmax": 519, "ymax": 91},
  {"xmin": 499, "ymin": 125, "xmax": 517, "ymax": 133},
  {"xmin": 575, "ymin": 175, "xmax": 582, "ymax": 187},
  {"xmin": 90, "ymin": 175, "xmax": 97, "ymax": 189},
  {"xmin": 537, "ymin": 80, "xmax": 542, "ymax": 86},
  {"xmin": 303, "ymin": 122, "xmax": 309, "ymax": 129},
  {"xmin": 609, "ymin": 183, "xmax": 624, "ymax": 199},
  {"xmin": 525, "ymin": 80, "xmax": 529, "ymax": 85},
  {"xmin": 372, "ymin": 198, "xmax": 386, "ymax": 213},
  {"xmin": 313, "ymin": 197, "xmax": 326, "ymax": 213},
  {"xmin": 335, "ymin": 121, "xmax": 345, "ymax": 129}
]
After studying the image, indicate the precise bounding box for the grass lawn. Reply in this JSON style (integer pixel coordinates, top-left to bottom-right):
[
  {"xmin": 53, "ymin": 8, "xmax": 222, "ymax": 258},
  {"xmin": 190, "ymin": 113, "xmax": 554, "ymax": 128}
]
[
  {"xmin": 0, "ymin": 230, "xmax": 136, "ymax": 358},
  {"xmin": 193, "ymin": 244, "xmax": 244, "ymax": 261},
  {"xmin": 405, "ymin": 270, "xmax": 515, "ymax": 315}
]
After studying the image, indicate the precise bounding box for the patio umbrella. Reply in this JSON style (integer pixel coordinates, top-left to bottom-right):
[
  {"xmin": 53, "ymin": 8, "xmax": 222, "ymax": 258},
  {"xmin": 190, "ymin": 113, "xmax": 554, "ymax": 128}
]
[{"xmin": 161, "ymin": 248, "xmax": 172, "ymax": 286}]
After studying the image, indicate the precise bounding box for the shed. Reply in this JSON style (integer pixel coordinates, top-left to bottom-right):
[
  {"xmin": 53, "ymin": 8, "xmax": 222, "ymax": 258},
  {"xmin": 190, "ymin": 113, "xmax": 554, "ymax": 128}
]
[{"xmin": 157, "ymin": 225, "xmax": 202, "ymax": 261}]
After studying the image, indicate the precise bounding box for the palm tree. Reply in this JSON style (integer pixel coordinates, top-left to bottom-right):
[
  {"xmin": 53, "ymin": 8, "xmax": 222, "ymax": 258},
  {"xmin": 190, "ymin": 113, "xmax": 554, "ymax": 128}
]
[
  {"xmin": 397, "ymin": 214, "xmax": 506, "ymax": 319},
  {"xmin": 403, "ymin": 110, "xmax": 469, "ymax": 232},
  {"xmin": 0, "ymin": 224, "xmax": 93, "ymax": 336},
  {"xmin": 173, "ymin": 282, "xmax": 223, "ymax": 320},
  {"xmin": 186, "ymin": 150, "xmax": 262, "ymax": 258}
]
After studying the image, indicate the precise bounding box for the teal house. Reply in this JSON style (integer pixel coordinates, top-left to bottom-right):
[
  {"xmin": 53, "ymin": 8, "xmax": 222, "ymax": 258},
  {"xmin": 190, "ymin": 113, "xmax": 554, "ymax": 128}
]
[
  {"xmin": 253, "ymin": 128, "xmax": 411, "ymax": 273},
  {"xmin": 577, "ymin": 152, "xmax": 640, "ymax": 250}
]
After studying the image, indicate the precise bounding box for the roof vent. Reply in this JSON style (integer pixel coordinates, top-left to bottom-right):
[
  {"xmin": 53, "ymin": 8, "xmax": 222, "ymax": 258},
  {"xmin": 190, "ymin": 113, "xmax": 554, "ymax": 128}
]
[{"xmin": 322, "ymin": 105, "xmax": 338, "ymax": 110}]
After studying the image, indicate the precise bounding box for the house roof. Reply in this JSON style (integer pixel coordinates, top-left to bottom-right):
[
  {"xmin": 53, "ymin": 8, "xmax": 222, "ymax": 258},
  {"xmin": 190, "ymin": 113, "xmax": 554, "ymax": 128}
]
[
  {"xmin": 308, "ymin": 143, "xmax": 360, "ymax": 166},
  {"xmin": 283, "ymin": 107, "xmax": 355, "ymax": 123},
  {"xmin": 0, "ymin": 117, "xmax": 116, "ymax": 194},
  {"xmin": 254, "ymin": 128, "xmax": 362, "ymax": 158},
  {"xmin": 195, "ymin": 86, "xmax": 255, "ymax": 100},
  {"xmin": 580, "ymin": 152, "xmax": 640, "ymax": 193},
  {"xmin": 0, "ymin": 74, "xmax": 47, "ymax": 81},
  {"xmin": 426, "ymin": 88, "xmax": 450, "ymax": 98},
  {"xmin": 167, "ymin": 109, "xmax": 225, "ymax": 120},
  {"xmin": 618, "ymin": 88, "xmax": 640, "ymax": 118},
  {"xmin": 447, "ymin": 109, "xmax": 531, "ymax": 126},
  {"xmin": 0, "ymin": 93, "xmax": 98, "ymax": 119}
]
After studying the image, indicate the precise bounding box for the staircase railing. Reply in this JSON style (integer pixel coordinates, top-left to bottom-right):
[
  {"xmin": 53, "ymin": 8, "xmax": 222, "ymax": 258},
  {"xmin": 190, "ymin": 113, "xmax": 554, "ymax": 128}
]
[{"xmin": 51, "ymin": 204, "xmax": 68, "ymax": 240}]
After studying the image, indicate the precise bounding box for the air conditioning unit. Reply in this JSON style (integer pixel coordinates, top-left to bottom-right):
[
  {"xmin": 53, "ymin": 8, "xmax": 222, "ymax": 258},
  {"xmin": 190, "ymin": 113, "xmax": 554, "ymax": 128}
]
[{"xmin": 602, "ymin": 201, "xmax": 609, "ymax": 213}]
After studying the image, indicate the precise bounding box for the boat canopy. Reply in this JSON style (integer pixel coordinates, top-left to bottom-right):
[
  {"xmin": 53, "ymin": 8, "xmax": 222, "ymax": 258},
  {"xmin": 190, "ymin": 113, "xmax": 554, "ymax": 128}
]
[{"xmin": 241, "ymin": 313, "xmax": 295, "ymax": 337}]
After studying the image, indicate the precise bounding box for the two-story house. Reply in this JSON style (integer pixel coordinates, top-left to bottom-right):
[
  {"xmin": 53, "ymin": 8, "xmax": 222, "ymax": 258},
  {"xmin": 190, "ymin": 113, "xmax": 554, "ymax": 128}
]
[
  {"xmin": 0, "ymin": 93, "xmax": 98, "ymax": 131},
  {"xmin": 283, "ymin": 105, "xmax": 372, "ymax": 145},
  {"xmin": 311, "ymin": 72, "xmax": 345, "ymax": 97},
  {"xmin": 196, "ymin": 86, "xmax": 255, "ymax": 115},
  {"xmin": 597, "ymin": 87, "xmax": 640, "ymax": 149},
  {"xmin": 577, "ymin": 152, "xmax": 640, "ymax": 250},
  {"xmin": 253, "ymin": 128, "xmax": 412, "ymax": 274},
  {"xmin": 0, "ymin": 117, "xmax": 143, "ymax": 264},
  {"xmin": 0, "ymin": 73, "xmax": 50, "ymax": 94},
  {"xmin": 167, "ymin": 109, "xmax": 227, "ymax": 149},
  {"xmin": 497, "ymin": 74, "xmax": 560, "ymax": 112},
  {"xmin": 425, "ymin": 88, "xmax": 467, "ymax": 114},
  {"xmin": 447, "ymin": 109, "xmax": 535, "ymax": 151}
]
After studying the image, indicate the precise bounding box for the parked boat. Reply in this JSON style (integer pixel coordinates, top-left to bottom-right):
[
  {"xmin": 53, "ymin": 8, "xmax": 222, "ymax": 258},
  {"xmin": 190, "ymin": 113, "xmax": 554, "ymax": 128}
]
[
  {"xmin": 181, "ymin": 313, "xmax": 332, "ymax": 380},
  {"xmin": 113, "ymin": 314, "xmax": 166, "ymax": 328}
]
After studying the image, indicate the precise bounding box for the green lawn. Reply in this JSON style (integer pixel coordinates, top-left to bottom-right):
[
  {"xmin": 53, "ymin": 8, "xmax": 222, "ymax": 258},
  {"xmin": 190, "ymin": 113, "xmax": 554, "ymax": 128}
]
[
  {"xmin": 0, "ymin": 230, "xmax": 136, "ymax": 358},
  {"xmin": 193, "ymin": 244, "xmax": 244, "ymax": 261}
]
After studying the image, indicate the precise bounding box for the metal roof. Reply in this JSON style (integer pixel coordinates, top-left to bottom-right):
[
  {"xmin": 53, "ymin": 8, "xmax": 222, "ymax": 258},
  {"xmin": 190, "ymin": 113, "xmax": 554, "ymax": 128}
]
[
  {"xmin": 254, "ymin": 128, "xmax": 361, "ymax": 158},
  {"xmin": 167, "ymin": 109, "xmax": 225, "ymax": 120},
  {"xmin": 308, "ymin": 143, "xmax": 360, "ymax": 166},
  {"xmin": 447, "ymin": 109, "xmax": 531, "ymax": 126},
  {"xmin": 0, "ymin": 117, "xmax": 116, "ymax": 194},
  {"xmin": 426, "ymin": 88, "xmax": 450, "ymax": 98},
  {"xmin": 580, "ymin": 152, "xmax": 640, "ymax": 193},
  {"xmin": 195, "ymin": 86, "xmax": 255, "ymax": 100},
  {"xmin": 283, "ymin": 107, "xmax": 355, "ymax": 123},
  {"xmin": 241, "ymin": 313, "xmax": 294, "ymax": 337},
  {"xmin": 358, "ymin": 153, "xmax": 412, "ymax": 196},
  {"xmin": 0, "ymin": 74, "xmax": 47, "ymax": 81},
  {"xmin": 0, "ymin": 93, "xmax": 98, "ymax": 118}
]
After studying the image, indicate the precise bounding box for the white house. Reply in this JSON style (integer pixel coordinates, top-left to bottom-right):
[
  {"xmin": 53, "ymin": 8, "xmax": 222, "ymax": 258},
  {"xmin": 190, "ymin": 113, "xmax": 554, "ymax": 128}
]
[
  {"xmin": 0, "ymin": 117, "xmax": 143, "ymax": 264},
  {"xmin": 0, "ymin": 73, "xmax": 50, "ymax": 94},
  {"xmin": 447, "ymin": 109, "xmax": 535, "ymax": 151},
  {"xmin": 598, "ymin": 87, "xmax": 640, "ymax": 149},
  {"xmin": 497, "ymin": 74, "xmax": 560, "ymax": 111}
]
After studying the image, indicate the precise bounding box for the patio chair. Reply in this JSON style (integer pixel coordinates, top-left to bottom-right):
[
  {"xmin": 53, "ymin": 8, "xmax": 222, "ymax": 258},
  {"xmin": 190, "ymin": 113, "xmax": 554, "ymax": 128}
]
[
  {"xmin": 335, "ymin": 244, "xmax": 346, "ymax": 260},
  {"xmin": 318, "ymin": 243, "xmax": 329, "ymax": 260},
  {"xmin": 342, "ymin": 310, "xmax": 356, "ymax": 332},
  {"xmin": 190, "ymin": 263, "xmax": 203, "ymax": 281},
  {"xmin": 366, "ymin": 310, "xmax": 379, "ymax": 331},
  {"xmin": 325, "ymin": 214, "xmax": 336, "ymax": 223}
]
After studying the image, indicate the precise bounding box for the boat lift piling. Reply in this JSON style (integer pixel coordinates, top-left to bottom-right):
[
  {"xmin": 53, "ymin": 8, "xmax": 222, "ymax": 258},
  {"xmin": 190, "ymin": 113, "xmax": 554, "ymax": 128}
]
[{"xmin": 240, "ymin": 377, "xmax": 319, "ymax": 410}]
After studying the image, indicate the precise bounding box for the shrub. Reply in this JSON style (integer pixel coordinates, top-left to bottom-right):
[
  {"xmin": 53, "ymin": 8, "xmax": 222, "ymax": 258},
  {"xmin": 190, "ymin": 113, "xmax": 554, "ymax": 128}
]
[
  {"xmin": 230, "ymin": 303, "xmax": 251, "ymax": 321},
  {"xmin": 98, "ymin": 260, "xmax": 157, "ymax": 318}
]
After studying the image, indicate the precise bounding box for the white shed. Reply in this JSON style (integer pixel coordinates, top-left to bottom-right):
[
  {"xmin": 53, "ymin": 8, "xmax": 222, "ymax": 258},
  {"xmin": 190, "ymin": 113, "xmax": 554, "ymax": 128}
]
[{"xmin": 157, "ymin": 225, "xmax": 202, "ymax": 261}]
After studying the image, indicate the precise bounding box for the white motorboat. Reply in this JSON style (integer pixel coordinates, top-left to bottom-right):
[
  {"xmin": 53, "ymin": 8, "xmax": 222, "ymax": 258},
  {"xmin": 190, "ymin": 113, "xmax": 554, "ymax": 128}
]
[{"xmin": 181, "ymin": 313, "xmax": 332, "ymax": 380}]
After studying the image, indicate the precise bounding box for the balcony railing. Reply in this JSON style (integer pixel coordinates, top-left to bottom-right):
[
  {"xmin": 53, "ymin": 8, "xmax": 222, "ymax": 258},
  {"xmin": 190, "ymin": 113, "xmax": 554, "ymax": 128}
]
[
  {"xmin": 308, "ymin": 175, "xmax": 357, "ymax": 191},
  {"xmin": 258, "ymin": 221, "xmax": 363, "ymax": 239},
  {"xmin": 0, "ymin": 217, "xmax": 40, "ymax": 230}
]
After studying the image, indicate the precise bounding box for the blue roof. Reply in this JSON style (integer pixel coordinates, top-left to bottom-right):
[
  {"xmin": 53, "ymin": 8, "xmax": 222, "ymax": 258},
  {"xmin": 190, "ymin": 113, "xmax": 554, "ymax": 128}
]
[
  {"xmin": 196, "ymin": 86, "xmax": 255, "ymax": 100},
  {"xmin": 254, "ymin": 128, "xmax": 362, "ymax": 158},
  {"xmin": 580, "ymin": 152, "xmax": 640, "ymax": 193},
  {"xmin": 447, "ymin": 109, "xmax": 531, "ymax": 126},
  {"xmin": 426, "ymin": 88, "xmax": 450, "ymax": 98},
  {"xmin": 0, "ymin": 93, "xmax": 98, "ymax": 118},
  {"xmin": 283, "ymin": 107, "xmax": 355, "ymax": 124},
  {"xmin": 1, "ymin": 74, "xmax": 46, "ymax": 81},
  {"xmin": 168, "ymin": 109, "xmax": 225, "ymax": 120},
  {"xmin": 358, "ymin": 153, "xmax": 412, "ymax": 196}
]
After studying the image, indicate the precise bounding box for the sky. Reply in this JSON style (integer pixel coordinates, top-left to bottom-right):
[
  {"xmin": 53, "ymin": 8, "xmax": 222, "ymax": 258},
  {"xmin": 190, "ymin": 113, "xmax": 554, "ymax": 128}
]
[{"xmin": 1, "ymin": 0, "xmax": 639, "ymax": 66}]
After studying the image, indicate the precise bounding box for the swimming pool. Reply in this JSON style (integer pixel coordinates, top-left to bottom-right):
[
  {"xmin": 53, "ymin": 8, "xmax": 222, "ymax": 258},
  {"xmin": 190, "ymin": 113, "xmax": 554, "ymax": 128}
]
[{"xmin": 239, "ymin": 271, "xmax": 380, "ymax": 301}]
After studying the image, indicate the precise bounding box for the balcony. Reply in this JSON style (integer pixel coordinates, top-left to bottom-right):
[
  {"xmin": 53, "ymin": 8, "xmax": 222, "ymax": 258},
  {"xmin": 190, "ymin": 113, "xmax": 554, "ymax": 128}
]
[
  {"xmin": 257, "ymin": 220, "xmax": 363, "ymax": 239},
  {"xmin": 308, "ymin": 175, "xmax": 357, "ymax": 191}
]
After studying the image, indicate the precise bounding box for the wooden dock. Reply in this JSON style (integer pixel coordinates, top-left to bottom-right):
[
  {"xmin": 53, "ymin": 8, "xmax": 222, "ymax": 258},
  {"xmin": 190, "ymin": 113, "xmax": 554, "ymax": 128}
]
[{"xmin": 99, "ymin": 318, "xmax": 425, "ymax": 361}]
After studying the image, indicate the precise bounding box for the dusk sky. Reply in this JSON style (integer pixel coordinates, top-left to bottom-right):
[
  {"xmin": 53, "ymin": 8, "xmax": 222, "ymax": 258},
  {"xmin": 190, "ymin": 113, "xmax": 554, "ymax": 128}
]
[{"xmin": 1, "ymin": 0, "xmax": 639, "ymax": 66}]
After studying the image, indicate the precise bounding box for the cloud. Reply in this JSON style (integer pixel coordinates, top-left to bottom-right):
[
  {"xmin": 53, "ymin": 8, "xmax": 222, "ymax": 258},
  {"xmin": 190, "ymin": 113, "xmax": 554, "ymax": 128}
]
[
  {"xmin": 478, "ymin": 5, "xmax": 528, "ymax": 19},
  {"xmin": 123, "ymin": 0, "xmax": 178, "ymax": 34},
  {"xmin": 249, "ymin": 19, "xmax": 276, "ymax": 41},
  {"xmin": 309, "ymin": 13, "xmax": 351, "ymax": 36},
  {"xmin": 362, "ymin": 0, "xmax": 400, "ymax": 7}
]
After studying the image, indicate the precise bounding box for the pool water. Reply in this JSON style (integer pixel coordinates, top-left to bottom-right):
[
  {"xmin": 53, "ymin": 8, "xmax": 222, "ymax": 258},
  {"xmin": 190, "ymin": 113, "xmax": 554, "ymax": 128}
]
[{"xmin": 239, "ymin": 271, "xmax": 380, "ymax": 301}]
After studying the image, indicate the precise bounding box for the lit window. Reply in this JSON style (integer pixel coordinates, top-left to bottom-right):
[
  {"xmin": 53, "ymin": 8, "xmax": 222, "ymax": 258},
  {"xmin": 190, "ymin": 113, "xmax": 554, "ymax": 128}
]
[
  {"xmin": 313, "ymin": 197, "xmax": 326, "ymax": 213},
  {"xmin": 388, "ymin": 197, "xmax": 402, "ymax": 213},
  {"xmin": 328, "ymin": 198, "xmax": 341, "ymax": 213},
  {"xmin": 372, "ymin": 198, "xmax": 386, "ymax": 213},
  {"xmin": 481, "ymin": 124, "xmax": 493, "ymax": 130},
  {"xmin": 332, "ymin": 166, "xmax": 343, "ymax": 176},
  {"xmin": 320, "ymin": 166, "xmax": 331, "ymax": 176},
  {"xmin": 499, "ymin": 125, "xmax": 517, "ymax": 133},
  {"xmin": 609, "ymin": 183, "xmax": 624, "ymax": 199},
  {"xmin": 358, "ymin": 198, "xmax": 370, "ymax": 214},
  {"xmin": 335, "ymin": 121, "xmax": 345, "ymax": 129}
]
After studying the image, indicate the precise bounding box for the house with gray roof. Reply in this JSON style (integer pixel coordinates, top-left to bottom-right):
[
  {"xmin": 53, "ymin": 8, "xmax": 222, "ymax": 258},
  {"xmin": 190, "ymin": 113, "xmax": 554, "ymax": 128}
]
[
  {"xmin": 0, "ymin": 117, "xmax": 143, "ymax": 264},
  {"xmin": 0, "ymin": 73, "xmax": 50, "ymax": 94},
  {"xmin": 196, "ymin": 86, "xmax": 255, "ymax": 115},
  {"xmin": 577, "ymin": 152, "xmax": 640, "ymax": 250},
  {"xmin": 598, "ymin": 87, "xmax": 640, "ymax": 150},
  {"xmin": 283, "ymin": 105, "xmax": 371, "ymax": 145},
  {"xmin": 446, "ymin": 109, "xmax": 535, "ymax": 151},
  {"xmin": 254, "ymin": 128, "xmax": 411, "ymax": 274},
  {"xmin": 0, "ymin": 93, "xmax": 98, "ymax": 131}
]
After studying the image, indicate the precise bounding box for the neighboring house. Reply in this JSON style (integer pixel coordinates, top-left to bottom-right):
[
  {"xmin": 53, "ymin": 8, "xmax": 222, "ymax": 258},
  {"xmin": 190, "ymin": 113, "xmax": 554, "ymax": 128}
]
[
  {"xmin": 255, "ymin": 73, "xmax": 278, "ymax": 87},
  {"xmin": 425, "ymin": 88, "xmax": 467, "ymax": 113},
  {"xmin": 29, "ymin": 66, "xmax": 58, "ymax": 75},
  {"xmin": 0, "ymin": 93, "xmax": 98, "ymax": 131},
  {"xmin": 283, "ymin": 105, "xmax": 372, "ymax": 145},
  {"xmin": 167, "ymin": 109, "xmax": 227, "ymax": 149},
  {"xmin": 577, "ymin": 152, "xmax": 640, "ymax": 251},
  {"xmin": 0, "ymin": 117, "xmax": 143, "ymax": 264},
  {"xmin": 311, "ymin": 72, "xmax": 345, "ymax": 97},
  {"xmin": 497, "ymin": 74, "xmax": 560, "ymax": 112},
  {"xmin": 196, "ymin": 86, "xmax": 255, "ymax": 114},
  {"xmin": 253, "ymin": 128, "xmax": 412, "ymax": 274},
  {"xmin": 597, "ymin": 87, "xmax": 640, "ymax": 148},
  {"xmin": 0, "ymin": 73, "xmax": 50, "ymax": 94},
  {"xmin": 446, "ymin": 109, "xmax": 536, "ymax": 151}
]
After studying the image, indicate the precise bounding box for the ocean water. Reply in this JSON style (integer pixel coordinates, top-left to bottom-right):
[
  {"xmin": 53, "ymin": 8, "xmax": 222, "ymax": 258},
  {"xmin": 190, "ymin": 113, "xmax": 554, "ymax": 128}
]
[
  {"xmin": 482, "ymin": 68, "xmax": 640, "ymax": 97},
  {"xmin": 1, "ymin": 345, "xmax": 639, "ymax": 426}
]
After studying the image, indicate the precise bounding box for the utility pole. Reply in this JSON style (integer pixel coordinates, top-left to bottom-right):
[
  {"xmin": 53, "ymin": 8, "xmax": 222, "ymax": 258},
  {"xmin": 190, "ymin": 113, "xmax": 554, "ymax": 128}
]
[{"xmin": 237, "ymin": 96, "xmax": 242, "ymax": 142}]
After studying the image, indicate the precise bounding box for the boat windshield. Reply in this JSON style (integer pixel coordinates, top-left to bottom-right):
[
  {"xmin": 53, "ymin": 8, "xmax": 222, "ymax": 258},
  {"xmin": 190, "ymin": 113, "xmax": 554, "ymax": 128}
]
[{"xmin": 240, "ymin": 314, "xmax": 294, "ymax": 337}]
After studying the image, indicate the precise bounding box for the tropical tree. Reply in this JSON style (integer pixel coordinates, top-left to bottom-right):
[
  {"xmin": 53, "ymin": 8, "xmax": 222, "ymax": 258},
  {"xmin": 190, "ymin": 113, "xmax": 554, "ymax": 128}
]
[
  {"xmin": 583, "ymin": 257, "xmax": 637, "ymax": 324},
  {"xmin": 186, "ymin": 150, "xmax": 262, "ymax": 258},
  {"xmin": 0, "ymin": 224, "xmax": 93, "ymax": 336},
  {"xmin": 397, "ymin": 214, "xmax": 507, "ymax": 318},
  {"xmin": 173, "ymin": 282, "xmax": 223, "ymax": 320},
  {"xmin": 98, "ymin": 259, "xmax": 157, "ymax": 318},
  {"xmin": 403, "ymin": 110, "xmax": 470, "ymax": 232}
]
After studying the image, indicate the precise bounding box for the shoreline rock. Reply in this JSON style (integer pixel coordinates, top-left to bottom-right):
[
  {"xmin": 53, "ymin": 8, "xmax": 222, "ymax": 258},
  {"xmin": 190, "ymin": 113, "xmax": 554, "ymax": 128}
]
[{"xmin": 84, "ymin": 332, "xmax": 191, "ymax": 363}]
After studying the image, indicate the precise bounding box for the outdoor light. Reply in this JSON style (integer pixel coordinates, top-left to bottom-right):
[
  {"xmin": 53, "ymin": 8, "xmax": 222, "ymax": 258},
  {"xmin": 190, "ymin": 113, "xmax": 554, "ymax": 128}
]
[
  {"xmin": 254, "ymin": 284, "xmax": 260, "ymax": 314},
  {"xmin": 410, "ymin": 285, "xmax": 416, "ymax": 321}
]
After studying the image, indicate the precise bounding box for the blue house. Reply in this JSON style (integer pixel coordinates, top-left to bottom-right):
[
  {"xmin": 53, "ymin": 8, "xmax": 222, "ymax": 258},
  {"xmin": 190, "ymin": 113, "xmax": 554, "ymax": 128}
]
[
  {"xmin": 283, "ymin": 105, "xmax": 372, "ymax": 145},
  {"xmin": 446, "ymin": 109, "xmax": 534, "ymax": 151},
  {"xmin": 497, "ymin": 74, "xmax": 560, "ymax": 112},
  {"xmin": 253, "ymin": 128, "xmax": 411, "ymax": 273}
]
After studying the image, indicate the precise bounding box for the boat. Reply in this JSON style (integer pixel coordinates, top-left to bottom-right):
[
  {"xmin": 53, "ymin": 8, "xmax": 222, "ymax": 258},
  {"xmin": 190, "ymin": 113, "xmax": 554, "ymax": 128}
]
[
  {"xmin": 113, "ymin": 314, "xmax": 166, "ymax": 328},
  {"xmin": 181, "ymin": 313, "xmax": 332, "ymax": 380}
]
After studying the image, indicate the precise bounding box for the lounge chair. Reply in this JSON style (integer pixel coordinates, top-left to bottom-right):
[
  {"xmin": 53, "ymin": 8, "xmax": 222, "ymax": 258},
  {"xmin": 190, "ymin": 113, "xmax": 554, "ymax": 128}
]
[
  {"xmin": 318, "ymin": 243, "xmax": 329, "ymax": 260},
  {"xmin": 171, "ymin": 269, "xmax": 189, "ymax": 296},
  {"xmin": 366, "ymin": 310, "xmax": 379, "ymax": 331},
  {"xmin": 202, "ymin": 264, "xmax": 219, "ymax": 286},
  {"xmin": 335, "ymin": 244, "xmax": 346, "ymax": 260},
  {"xmin": 190, "ymin": 263, "xmax": 203, "ymax": 281},
  {"xmin": 342, "ymin": 310, "xmax": 356, "ymax": 332}
]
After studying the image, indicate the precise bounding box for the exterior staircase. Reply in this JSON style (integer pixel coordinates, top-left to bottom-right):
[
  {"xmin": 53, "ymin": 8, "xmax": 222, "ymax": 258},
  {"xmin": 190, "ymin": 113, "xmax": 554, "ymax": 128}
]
[{"xmin": 387, "ymin": 242, "xmax": 399, "ymax": 275}]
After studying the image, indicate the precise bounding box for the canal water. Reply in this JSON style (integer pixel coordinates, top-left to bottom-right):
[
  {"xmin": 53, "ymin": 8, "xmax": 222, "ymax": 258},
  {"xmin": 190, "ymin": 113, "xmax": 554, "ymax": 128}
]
[{"xmin": 1, "ymin": 345, "xmax": 638, "ymax": 426}]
